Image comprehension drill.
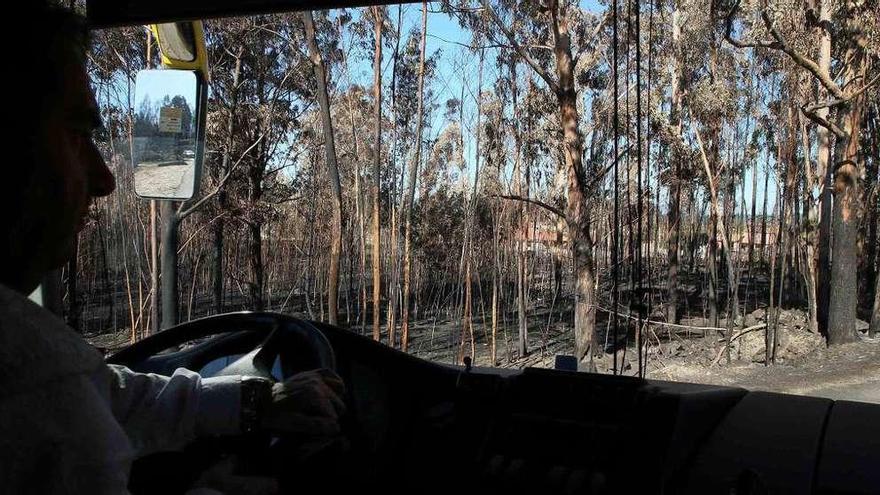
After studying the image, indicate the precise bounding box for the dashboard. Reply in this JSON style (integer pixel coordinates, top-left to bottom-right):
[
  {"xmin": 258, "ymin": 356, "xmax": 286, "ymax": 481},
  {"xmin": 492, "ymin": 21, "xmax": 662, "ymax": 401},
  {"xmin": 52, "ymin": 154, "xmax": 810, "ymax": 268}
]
[{"xmin": 110, "ymin": 313, "xmax": 880, "ymax": 494}]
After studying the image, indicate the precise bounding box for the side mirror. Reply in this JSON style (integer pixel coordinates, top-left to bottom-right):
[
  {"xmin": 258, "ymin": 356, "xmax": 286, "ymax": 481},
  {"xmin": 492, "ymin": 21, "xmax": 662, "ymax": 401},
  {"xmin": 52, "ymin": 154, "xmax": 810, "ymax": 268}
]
[{"xmin": 133, "ymin": 69, "xmax": 205, "ymax": 200}]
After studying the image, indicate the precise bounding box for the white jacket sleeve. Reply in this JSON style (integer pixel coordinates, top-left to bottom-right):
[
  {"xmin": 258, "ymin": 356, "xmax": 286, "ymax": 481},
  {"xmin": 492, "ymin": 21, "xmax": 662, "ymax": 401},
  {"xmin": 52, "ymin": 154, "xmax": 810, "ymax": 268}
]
[{"xmin": 97, "ymin": 365, "xmax": 242, "ymax": 457}]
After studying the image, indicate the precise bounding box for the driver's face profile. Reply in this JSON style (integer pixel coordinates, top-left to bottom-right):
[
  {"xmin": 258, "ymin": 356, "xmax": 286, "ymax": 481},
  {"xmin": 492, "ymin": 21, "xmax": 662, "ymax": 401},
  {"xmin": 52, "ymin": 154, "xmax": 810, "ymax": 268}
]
[
  {"xmin": 4, "ymin": 44, "xmax": 117, "ymax": 294},
  {"xmin": 42, "ymin": 58, "xmax": 116, "ymax": 262}
]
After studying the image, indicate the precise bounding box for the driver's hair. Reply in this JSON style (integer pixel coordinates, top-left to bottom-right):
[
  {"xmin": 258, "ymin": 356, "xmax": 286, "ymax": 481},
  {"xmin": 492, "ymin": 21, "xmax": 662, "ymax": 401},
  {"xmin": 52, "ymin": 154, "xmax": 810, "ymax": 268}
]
[
  {"xmin": 27, "ymin": 5, "xmax": 90, "ymax": 123},
  {"xmin": 15, "ymin": 5, "xmax": 90, "ymax": 175}
]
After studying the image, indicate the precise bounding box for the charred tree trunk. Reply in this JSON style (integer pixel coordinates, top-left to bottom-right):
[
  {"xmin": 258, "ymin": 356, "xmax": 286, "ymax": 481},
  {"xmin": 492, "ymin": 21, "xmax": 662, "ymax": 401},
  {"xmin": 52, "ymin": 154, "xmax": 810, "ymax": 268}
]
[
  {"xmin": 371, "ymin": 6, "xmax": 383, "ymax": 341},
  {"xmin": 826, "ymin": 95, "xmax": 864, "ymax": 344},
  {"xmin": 554, "ymin": 222, "xmax": 564, "ymax": 300},
  {"xmin": 303, "ymin": 10, "xmax": 344, "ymax": 326},
  {"xmin": 345, "ymin": 87, "xmax": 366, "ymax": 329},
  {"xmin": 667, "ymin": 178, "xmax": 682, "ymax": 324},
  {"xmin": 707, "ymin": 207, "xmax": 719, "ymax": 328},
  {"xmin": 815, "ymin": 0, "xmax": 834, "ymax": 337},
  {"xmin": 401, "ymin": 2, "xmax": 427, "ymax": 352},
  {"xmin": 871, "ymin": 266, "xmax": 880, "ymax": 337},
  {"xmin": 212, "ymin": 217, "xmax": 224, "ymax": 314},
  {"xmin": 512, "ymin": 59, "xmax": 529, "ymax": 360},
  {"xmin": 799, "ymin": 113, "xmax": 819, "ymax": 334},
  {"xmin": 867, "ymin": 108, "xmax": 879, "ymax": 337},
  {"xmin": 767, "ymin": 220, "xmax": 777, "ymax": 365},
  {"xmin": 482, "ymin": 0, "xmax": 603, "ymax": 360},
  {"xmin": 460, "ymin": 261, "xmax": 473, "ymax": 363},
  {"xmin": 459, "ymin": 47, "xmax": 484, "ymax": 364},
  {"xmin": 247, "ymin": 218, "xmax": 264, "ymax": 311},
  {"xmin": 492, "ymin": 222, "xmax": 500, "ymax": 365},
  {"xmin": 748, "ymin": 162, "xmax": 758, "ymax": 266},
  {"xmin": 545, "ymin": 3, "xmax": 605, "ymax": 360},
  {"xmin": 555, "ymin": 14, "xmax": 598, "ymax": 361},
  {"xmin": 746, "ymin": 152, "xmax": 759, "ymax": 310},
  {"xmin": 722, "ymin": 167, "xmax": 738, "ymax": 322},
  {"xmin": 246, "ymin": 82, "xmax": 267, "ymax": 315},
  {"xmin": 385, "ymin": 6, "xmax": 403, "ymax": 344},
  {"xmin": 696, "ymin": 131, "xmax": 737, "ymax": 356},
  {"xmin": 761, "ymin": 166, "xmax": 769, "ymax": 264},
  {"xmin": 212, "ymin": 50, "xmax": 242, "ymax": 315},
  {"xmin": 666, "ymin": 3, "xmax": 683, "ymax": 325}
]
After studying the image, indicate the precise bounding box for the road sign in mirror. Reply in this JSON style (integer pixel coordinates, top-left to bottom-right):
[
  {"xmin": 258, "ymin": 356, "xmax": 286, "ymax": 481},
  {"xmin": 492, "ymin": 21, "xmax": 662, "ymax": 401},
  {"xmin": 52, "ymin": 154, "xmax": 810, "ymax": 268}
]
[
  {"xmin": 133, "ymin": 69, "xmax": 199, "ymax": 200},
  {"xmin": 158, "ymin": 106, "xmax": 183, "ymax": 133}
]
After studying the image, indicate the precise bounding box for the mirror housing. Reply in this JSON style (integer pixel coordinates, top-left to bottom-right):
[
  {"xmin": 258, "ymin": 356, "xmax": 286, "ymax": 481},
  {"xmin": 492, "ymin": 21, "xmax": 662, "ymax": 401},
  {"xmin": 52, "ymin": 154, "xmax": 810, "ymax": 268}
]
[
  {"xmin": 150, "ymin": 21, "xmax": 209, "ymax": 77},
  {"xmin": 132, "ymin": 69, "xmax": 206, "ymax": 200}
]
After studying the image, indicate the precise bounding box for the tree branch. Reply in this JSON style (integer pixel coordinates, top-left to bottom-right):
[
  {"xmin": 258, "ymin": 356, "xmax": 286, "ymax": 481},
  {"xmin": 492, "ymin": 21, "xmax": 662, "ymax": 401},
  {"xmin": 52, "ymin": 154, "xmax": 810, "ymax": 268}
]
[
  {"xmin": 479, "ymin": 0, "xmax": 560, "ymax": 94},
  {"xmin": 724, "ymin": 0, "xmax": 780, "ymax": 50},
  {"xmin": 573, "ymin": 13, "xmax": 610, "ymax": 67},
  {"xmin": 758, "ymin": 11, "xmax": 844, "ymax": 99},
  {"xmin": 724, "ymin": 1, "xmax": 844, "ymax": 99},
  {"xmin": 178, "ymin": 134, "xmax": 265, "ymax": 219},
  {"xmin": 493, "ymin": 194, "xmax": 566, "ymax": 220},
  {"xmin": 801, "ymin": 105, "xmax": 847, "ymax": 139},
  {"xmin": 803, "ymin": 73, "xmax": 880, "ymax": 114},
  {"xmin": 584, "ymin": 143, "xmax": 633, "ymax": 195},
  {"xmin": 596, "ymin": 304, "xmax": 733, "ymax": 334},
  {"xmin": 426, "ymin": 33, "xmax": 510, "ymax": 50},
  {"xmin": 711, "ymin": 324, "xmax": 769, "ymax": 366},
  {"xmin": 694, "ymin": 129, "xmax": 717, "ymax": 200}
]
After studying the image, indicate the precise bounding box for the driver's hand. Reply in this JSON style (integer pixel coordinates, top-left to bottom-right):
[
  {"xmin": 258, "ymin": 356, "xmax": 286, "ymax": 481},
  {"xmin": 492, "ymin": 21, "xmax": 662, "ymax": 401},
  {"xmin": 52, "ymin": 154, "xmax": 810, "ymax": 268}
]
[{"xmin": 261, "ymin": 368, "xmax": 346, "ymax": 438}]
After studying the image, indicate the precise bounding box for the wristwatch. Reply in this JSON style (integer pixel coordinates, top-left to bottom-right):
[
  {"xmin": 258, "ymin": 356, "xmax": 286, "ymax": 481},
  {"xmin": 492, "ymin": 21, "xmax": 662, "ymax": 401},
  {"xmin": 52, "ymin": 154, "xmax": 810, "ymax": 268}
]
[{"xmin": 240, "ymin": 376, "xmax": 273, "ymax": 434}]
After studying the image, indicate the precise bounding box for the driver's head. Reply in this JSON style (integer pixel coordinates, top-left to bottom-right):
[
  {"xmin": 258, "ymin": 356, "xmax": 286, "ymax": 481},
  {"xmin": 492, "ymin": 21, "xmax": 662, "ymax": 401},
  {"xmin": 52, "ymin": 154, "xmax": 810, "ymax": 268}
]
[{"xmin": 2, "ymin": 7, "xmax": 115, "ymax": 294}]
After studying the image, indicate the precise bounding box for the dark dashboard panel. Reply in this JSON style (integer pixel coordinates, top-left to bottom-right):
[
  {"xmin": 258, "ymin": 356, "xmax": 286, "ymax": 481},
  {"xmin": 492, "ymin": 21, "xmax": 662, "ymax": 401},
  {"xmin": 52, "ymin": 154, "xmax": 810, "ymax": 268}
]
[
  {"xmin": 307, "ymin": 322, "xmax": 880, "ymax": 494},
  {"xmin": 453, "ymin": 369, "xmax": 746, "ymax": 494},
  {"xmin": 683, "ymin": 391, "xmax": 832, "ymax": 494},
  {"xmin": 815, "ymin": 400, "xmax": 880, "ymax": 495}
]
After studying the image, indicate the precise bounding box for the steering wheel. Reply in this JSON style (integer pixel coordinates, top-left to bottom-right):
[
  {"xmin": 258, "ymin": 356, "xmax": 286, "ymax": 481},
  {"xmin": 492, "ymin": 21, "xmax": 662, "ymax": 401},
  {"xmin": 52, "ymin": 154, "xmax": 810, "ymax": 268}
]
[
  {"xmin": 109, "ymin": 312, "xmax": 336, "ymax": 378},
  {"xmin": 108, "ymin": 312, "xmax": 343, "ymax": 494}
]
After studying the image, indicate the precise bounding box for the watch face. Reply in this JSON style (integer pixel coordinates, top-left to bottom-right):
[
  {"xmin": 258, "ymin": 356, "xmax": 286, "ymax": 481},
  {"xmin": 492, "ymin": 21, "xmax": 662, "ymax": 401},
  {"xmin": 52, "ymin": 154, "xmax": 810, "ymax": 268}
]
[{"xmin": 241, "ymin": 376, "xmax": 273, "ymax": 433}]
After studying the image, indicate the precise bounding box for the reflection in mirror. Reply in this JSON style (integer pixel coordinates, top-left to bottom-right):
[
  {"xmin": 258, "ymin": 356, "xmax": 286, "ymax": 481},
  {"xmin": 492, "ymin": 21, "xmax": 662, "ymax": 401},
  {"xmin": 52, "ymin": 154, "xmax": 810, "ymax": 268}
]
[{"xmin": 133, "ymin": 69, "xmax": 198, "ymax": 200}]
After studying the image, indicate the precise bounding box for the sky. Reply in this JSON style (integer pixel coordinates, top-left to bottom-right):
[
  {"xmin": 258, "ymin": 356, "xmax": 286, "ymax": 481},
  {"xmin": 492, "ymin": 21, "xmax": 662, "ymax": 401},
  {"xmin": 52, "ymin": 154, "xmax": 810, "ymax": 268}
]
[{"xmin": 136, "ymin": 69, "xmax": 197, "ymax": 111}]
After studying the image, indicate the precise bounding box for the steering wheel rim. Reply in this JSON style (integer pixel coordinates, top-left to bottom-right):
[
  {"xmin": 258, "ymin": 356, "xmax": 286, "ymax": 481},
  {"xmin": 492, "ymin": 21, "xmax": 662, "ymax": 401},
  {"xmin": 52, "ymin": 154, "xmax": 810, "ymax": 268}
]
[{"xmin": 108, "ymin": 311, "xmax": 336, "ymax": 378}]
